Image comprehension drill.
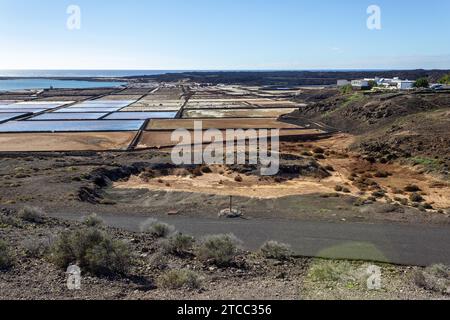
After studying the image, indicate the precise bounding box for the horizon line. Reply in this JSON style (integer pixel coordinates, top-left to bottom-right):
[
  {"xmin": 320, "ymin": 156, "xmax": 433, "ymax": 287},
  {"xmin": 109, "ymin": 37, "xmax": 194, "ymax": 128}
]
[{"xmin": 1, "ymin": 68, "xmax": 449, "ymax": 72}]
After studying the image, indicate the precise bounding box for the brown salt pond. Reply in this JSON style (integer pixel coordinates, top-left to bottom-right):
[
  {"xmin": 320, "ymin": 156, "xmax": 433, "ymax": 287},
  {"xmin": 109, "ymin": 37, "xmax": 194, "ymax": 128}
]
[
  {"xmin": 183, "ymin": 108, "xmax": 297, "ymax": 118},
  {"xmin": 135, "ymin": 129, "xmax": 326, "ymax": 149},
  {"xmin": 147, "ymin": 118, "xmax": 303, "ymax": 130},
  {"xmin": 0, "ymin": 132, "xmax": 138, "ymax": 152}
]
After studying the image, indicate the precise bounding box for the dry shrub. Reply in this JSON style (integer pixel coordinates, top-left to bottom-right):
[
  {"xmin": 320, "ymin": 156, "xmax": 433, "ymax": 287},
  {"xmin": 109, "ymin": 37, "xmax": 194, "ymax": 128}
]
[
  {"xmin": 260, "ymin": 241, "xmax": 293, "ymax": 260},
  {"xmin": 158, "ymin": 269, "xmax": 202, "ymax": 290},
  {"xmin": 197, "ymin": 234, "xmax": 241, "ymax": 267},
  {"xmin": 51, "ymin": 228, "xmax": 133, "ymax": 277}
]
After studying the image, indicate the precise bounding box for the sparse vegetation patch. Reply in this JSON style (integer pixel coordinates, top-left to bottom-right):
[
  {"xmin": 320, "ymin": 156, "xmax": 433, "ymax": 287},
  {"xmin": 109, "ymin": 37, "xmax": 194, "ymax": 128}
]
[
  {"xmin": 82, "ymin": 214, "xmax": 104, "ymax": 227},
  {"xmin": 140, "ymin": 219, "xmax": 176, "ymax": 238},
  {"xmin": 414, "ymin": 264, "xmax": 450, "ymax": 295},
  {"xmin": 18, "ymin": 207, "xmax": 46, "ymax": 224},
  {"xmin": 260, "ymin": 241, "xmax": 293, "ymax": 260},
  {"xmin": 0, "ymin": 240, "xmax": 14, "ymax": 271},
  {"xmin": 158, "ymin": 269, "xmax": 202, "ymax": 290},
  {"xmin": 162, "ymin": 233, "xmax": 195, "ymax": 256},
  {"xmin": 197, "ymin": 234, "xmax": 241, "ymax": 267},
  {"xmin": 51, "ymin": 228, "xmax": 133, "ymax": 277}
]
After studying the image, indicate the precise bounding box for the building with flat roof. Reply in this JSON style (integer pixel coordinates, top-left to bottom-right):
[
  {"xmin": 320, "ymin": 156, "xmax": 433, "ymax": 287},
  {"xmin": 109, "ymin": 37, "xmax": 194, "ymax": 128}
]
[
  {"xmin": 393, "ymin": 80, "xmax": 415, "ymax": 90},
  {"xmin": 351, "ymin": 80, "xmax": 370, "ymax": 90},
  {"xmin": 337, "ymin": 80, "xmax": 350, "ymax": 87}
]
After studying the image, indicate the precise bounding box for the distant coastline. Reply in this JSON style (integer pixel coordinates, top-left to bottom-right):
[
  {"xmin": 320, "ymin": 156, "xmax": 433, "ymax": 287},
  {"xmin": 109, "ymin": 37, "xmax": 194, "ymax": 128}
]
[
  {"xmin": 1, "ymin": 69, "xmax": 449, "ymax": 79},
  {"xmin": 0, "ymin": 70, "xmax": 189, "ymax": 78},
  {"xmin": 1, "ymin": 69, "xmax": 449, "ymax": 87},
  {"xmin": 0, "ymin": 78, "xmax": 126, "ymax": 91}
]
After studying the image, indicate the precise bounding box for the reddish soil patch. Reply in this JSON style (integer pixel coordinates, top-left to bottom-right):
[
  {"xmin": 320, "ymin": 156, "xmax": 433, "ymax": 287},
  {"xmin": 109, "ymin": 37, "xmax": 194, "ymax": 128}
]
[{"xmin": 115, "ymin": 165, "xmax": 339, "ymax": 199}]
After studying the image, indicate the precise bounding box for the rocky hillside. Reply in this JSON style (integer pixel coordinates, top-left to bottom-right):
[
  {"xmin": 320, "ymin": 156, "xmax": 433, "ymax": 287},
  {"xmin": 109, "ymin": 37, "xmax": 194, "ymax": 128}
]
[{"xmin": 286, "ymin": 91, "xmax": 450, "ymax": 177}]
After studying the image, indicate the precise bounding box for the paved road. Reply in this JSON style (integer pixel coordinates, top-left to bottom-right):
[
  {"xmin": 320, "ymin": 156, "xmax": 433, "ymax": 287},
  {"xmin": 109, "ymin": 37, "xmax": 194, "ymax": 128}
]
[{"xmin": 52, "ymin": 213, "xmax": 450, "ymax": 267}]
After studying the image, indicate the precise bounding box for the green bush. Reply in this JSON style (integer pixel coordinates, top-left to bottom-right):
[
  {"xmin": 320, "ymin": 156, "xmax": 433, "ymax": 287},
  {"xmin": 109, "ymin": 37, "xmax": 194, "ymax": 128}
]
[
  {"xmin": 308, "ymin": 260, "xmax": 352, "ymax": 282},
  {"xmin": 438, "ymin": 74, "xmax": 450, "ymax": 85},
  {"xmin": 197, "ymin": 234, "xmax": 241, "ymax": 267},
  {"xmin": 0, "ymin": 240, "xmax": 14, "ymax": 270},
  {"xmin": 162, "ymin": 233, "xmax": 195, "ymax": 256},
  {"xmin": 51, "ymin": 228, "xmax": 132, "ymax": 276},
  {"xmin": 414, "ymin": 78, "xmax": 429, "ymax": 88},
  {"xmin": 141, "ymin": 219, "xmax": 175, "ymax": 238},
  {"xmin": 18, "ymin": 207, "xmax": 45, "ymax": 224},
  {"xmin": 158, "ymin": 269, "xmax": 202, "ymax": 290},
  {"xmin": 368, "ymin": 80, "xmax": 378, "ymax": 89},
  {"xmin": 82, "ymin": 214, "xmax": 104, "ymax": 227},
  {"xmin": 260, "ymin": 241, "xmax": 293, "ymax": 260},
  {"xmin": 340, "ymin": 84, "xmax": 353, "ymax": 94}
]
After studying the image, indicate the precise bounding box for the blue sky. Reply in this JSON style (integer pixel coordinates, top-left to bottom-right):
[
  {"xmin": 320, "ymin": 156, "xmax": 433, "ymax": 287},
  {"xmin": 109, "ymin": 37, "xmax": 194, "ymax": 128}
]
[{"xmin": 0, "ymin": 0, "xmax": 449, "ymax": 70}]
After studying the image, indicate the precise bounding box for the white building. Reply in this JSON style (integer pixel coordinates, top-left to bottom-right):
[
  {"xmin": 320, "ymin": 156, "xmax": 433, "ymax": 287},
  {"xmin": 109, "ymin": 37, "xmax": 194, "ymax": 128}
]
[
  {"xmin": 376, "ymin": 78, "xmax": 392, "ymax": 86},
  {"xmin": 348, "ymin": 76, "xmax": 417, "ymax": 91},
  {"xmin": 392, "ymin": 79, "xmax": 415, "ymax": 90},
  {"xmin": 351, "ymin": 79, "xmax": 370, "ymax": 89},
  {"xmin": 337, "ymin": 79, "xmax": 350, "ymax": 87},
  {"xmin": 365, "ymin": 77, "xmax": 415, "ymax": 90}
]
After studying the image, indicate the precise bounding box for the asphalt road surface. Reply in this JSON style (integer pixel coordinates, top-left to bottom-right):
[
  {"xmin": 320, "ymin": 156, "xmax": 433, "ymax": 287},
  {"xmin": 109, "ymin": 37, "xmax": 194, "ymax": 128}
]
[{"xmin": 53, "ymin": 212, "xmax": 450, "ymax": 267}]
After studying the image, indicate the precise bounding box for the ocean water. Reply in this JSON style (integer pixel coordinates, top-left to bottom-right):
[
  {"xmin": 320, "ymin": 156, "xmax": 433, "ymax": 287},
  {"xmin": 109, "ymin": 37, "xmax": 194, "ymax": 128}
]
[
  {"xmin": 0, "ymin": 69, "xmax": 386, "ymax": 78},
  {"xmin": 0, "ymin": 70, "xmax": 186, "ymax": 91},
  {"xmin": 0, "ymin": 79, "xmax": 126, "ymax": 91},
  {"xmin": 0, "ymin": 70, "xmax": 187, "ymax": 78}
]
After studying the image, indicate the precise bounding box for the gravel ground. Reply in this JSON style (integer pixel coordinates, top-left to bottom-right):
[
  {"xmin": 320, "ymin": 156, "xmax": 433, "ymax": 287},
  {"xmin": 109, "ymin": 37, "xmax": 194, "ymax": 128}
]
[{"xmin": 0, "ymin": 208, "xmax": 448, "ymax": 300}]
